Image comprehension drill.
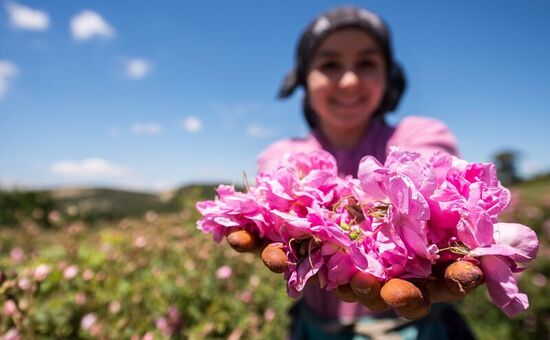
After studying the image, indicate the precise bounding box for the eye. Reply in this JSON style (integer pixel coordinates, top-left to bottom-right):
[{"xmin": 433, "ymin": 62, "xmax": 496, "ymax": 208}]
[
  {"xmin": 357, "ymin": 59, "xmax": 378, "ymax": 70},
  {"xmin": 319, "ymin": 61, "xmax": 341, "ymax": 72}
]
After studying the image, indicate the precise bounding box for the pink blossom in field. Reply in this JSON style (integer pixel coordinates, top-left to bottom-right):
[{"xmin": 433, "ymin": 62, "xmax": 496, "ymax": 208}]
[
  {"xmin": 145, "ymin": 210, "xmax": 158, "ymax": 222},
  {"xmin": 75, "ymin": 292, "xmax": 87, "ymax": 305},
  {"xmin": 10, "ymin": 247, "xmax": 24, "ymax": 263},
  {"xmin": 1, "ymin": 329, "xmax": 20, "ymax": 340},
  {"xmin": 48, "ymin": 210, "xmax": 60, "ymax": 223},
  {"xmin": 109, "ymin": 300, "xmax": 121, "ymax": 314},
  {"xmin": 216, "ymin": 265, "xmax": 232, "ymax": 279},
  {"xmin": 17, "ymin": 278, "xmax": 32, "ymax": 291},
  {"xmin": 239, "ymin": 290, "xmax": 252, "ymax": 303},
  {"xmin": 142, "ymin": 332, "xmax": 154, "ymax": 340},
  {"xmin": 80, "ymin": 313, "xmax": 97, "ymax": 331},
  {"xmin": 134, "ymin": 236, "xmax": 147, "ymax": 249},
  {"xmin": 156, "ymin": 317, "xmax": 170, "ymax": 336},
  {"xmin": 63, "ymin": 265, "xmax": 79, "ymax": 280},
  {"xmin": 34, "ymin": 264, "xmax": 51, "ymax": 282},
  {"xmin": 82, "ymin": 269, "xmax": 95, "ymax": 281},
  {"xmin": 249, "ymin": 275, "xmax": 260, "ymax": 287},
  {"xmin": 531, "ymin": 273, "xmax": 547, "ymax": 288},
  {"xmin": 264, "ymin": 308, "xmax": 276, "ymax": 321},
  {"xmin": 3, "ymin": 300, "xmax": 18, "ymax": 317}
]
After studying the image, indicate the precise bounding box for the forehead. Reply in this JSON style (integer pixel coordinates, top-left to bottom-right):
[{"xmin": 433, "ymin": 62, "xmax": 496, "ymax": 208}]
[{"xmin": 315, "ymin": 28, "xmax": 381, "ymax": 57}]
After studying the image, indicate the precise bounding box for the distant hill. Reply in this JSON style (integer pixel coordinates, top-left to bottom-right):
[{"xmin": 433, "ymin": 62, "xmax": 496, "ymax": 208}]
[
  {"xmin": 50, "ymin": 187, "xmax": 178, "ymax": 220},
  {"xmin": 0, "ymin": 184, "xmax": 226, "ymax": 226}
]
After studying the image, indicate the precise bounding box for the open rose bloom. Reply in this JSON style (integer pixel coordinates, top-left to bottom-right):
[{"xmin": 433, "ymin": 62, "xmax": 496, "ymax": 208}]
[{"xmin": 196, "ymin": 148, "xmax": 539, "ymax": 318}]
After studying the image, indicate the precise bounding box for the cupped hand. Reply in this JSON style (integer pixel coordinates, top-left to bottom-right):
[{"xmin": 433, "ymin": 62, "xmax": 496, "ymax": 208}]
[
  {"xmin": 346, "ymin": 261, "xmax": 484, "ymax": 319},
  {"xmin": 225, "ymin": 230, "xmax": 484, "ymax": 320}
]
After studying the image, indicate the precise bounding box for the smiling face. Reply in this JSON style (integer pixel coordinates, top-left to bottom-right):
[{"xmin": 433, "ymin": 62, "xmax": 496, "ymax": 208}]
[{"xmin": 307, "ymin": 28, "xmax": 387, "ymax": 140}]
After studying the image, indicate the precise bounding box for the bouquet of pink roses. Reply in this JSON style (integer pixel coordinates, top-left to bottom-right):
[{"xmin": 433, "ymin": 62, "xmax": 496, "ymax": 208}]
[{"xmin": 196, "ymin": 148, "xmax": 538, "ymax": 318}]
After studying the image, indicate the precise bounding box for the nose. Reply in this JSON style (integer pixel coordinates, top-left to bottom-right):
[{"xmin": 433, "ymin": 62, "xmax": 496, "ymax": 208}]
[{"xmin": 339, "ymin": 70, "xmax": 360, "ymax": 89}]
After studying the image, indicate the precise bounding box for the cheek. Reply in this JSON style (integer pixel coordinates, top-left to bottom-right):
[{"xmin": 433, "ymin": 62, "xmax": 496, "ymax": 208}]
[
  {"xmin": 307, "ymin": 72, "xmax": 331, "ymax": 110},
  {"xmin": 364, "ymin": 75, "xmax": 387, "ymax": 104}
]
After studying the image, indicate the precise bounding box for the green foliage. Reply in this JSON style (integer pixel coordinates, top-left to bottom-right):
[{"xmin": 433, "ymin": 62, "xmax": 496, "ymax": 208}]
[
  {"xmin": 0, "ymin": 214, "xmax": 291, "ymax": 338},
  {"xmin": 0, "ymin": 190, "xmax": 57, "ymax": 228}
]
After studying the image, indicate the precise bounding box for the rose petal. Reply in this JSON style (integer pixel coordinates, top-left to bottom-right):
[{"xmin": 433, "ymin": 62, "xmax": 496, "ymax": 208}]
[{"xmin": 480, "ymin": 255, "xmax": 529, "ymax": 318}]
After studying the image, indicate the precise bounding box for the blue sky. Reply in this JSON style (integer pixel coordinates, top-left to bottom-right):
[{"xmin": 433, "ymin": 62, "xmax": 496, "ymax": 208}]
[{"xmin": 1, "ymin": 1, "xmax": 549, "ymax": 191}]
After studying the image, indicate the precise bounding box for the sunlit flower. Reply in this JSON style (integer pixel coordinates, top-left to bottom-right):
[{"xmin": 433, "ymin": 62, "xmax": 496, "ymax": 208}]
[
  {"xmin": 249, "ymin": 275, "xmax": 260, "ymax": 287},
  {"xmin": 80, "ymin": 313, "xmax": 97, "ymax": 331},
  {"xmin": 75, "ymin": 292, "xmax": 87, "ymax": 305},
  {"xmin": 142, "ymin": 332, "xmax": 154, "ymax": 340},
  {"xmin": 216, "ymin": 265, "xmax": 232, "ymax": 279},
  {"xmin": 134, "ymin": 236, "xmax": 147, "ymax": 249},
  {"xmin": 3, "ymin": 300, "xmax": 18, "ymax": 317},
  {"xmin": 10, "ymin": 247, "xmax": 24, "ymax": 263},
  {"xmin": 63, "ymin": 265, "xmax": 79, "ymax": 280},
  {"xmin": 145, "ymin": 210, "xmax": 158, "ymax": 223},
  {"xmin": 109, "ymin": 300, "xmax": 121, "ymax": 314},
  {"xmin": 34, "ymin": 264, "xmax": 51, "ymax": 282},
  {"xmin": 263, "ymin": 308, "xmax": 276, "ymax": 321},
  {"xmin": 17, "ymin": 278, "xmax": 32, "ymax": 291},
  {"xmin": 531, "ymin": 273, "xmax": 547, "ymax": 288},
  {"xmin": 82, "ymin": 269, "xmax": 95, "ymax": 281},
  {"xmin": 1, "ymin": 328, "xmax": 20, "ymax": 340},
  {"xmin": 239, "ymin": 290, "xmax": 252, "ymax": 303}
]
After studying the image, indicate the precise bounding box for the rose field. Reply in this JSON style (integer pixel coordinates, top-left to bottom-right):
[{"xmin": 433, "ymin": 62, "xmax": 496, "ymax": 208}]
[{"xmin": 1, "ymin": 176, "xmax": 549, "ymax": 339}]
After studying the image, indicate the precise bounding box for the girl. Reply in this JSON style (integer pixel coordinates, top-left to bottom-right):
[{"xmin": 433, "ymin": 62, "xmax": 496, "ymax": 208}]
[{"xmin": 257, "ymin": 6, "xmax": 478, "ymax": 340}]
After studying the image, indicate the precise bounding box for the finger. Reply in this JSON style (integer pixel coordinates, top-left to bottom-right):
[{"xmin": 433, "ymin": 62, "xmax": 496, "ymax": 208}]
[
  {"xmin": 335, "ymin": 283, "xmax": 358, "ymax": 303},
  {"xmin": 350, "ymin": 271, "xmax": 388, "ymax": 311},
  {"xmin": 350, "ymin": 271, "xmax": 382, "ymax": 301},
  {"xmin": 380, "ymin": 278, "xmax": 430, "ymax": 320},
  {"xmin": 424, "ymin": 277, "xmax": 464, "ymax": 303},
  {"xmin": 226, "ymin": 230, "xmax": 260, "ymax": 252},
  {"xmin": 357, "ymin": 295, "xmax": 389, "ymax": 312},
  {"xmin": 261, "ymin": 243, "xmax": 288, "ymax": 274},
  {"xmin": 444, "ymin": 260, "xmax": 484, "ymax": 296},
  {"xmin": 394, "ymin": 302, "xmax": 431, "ymax": 320}
]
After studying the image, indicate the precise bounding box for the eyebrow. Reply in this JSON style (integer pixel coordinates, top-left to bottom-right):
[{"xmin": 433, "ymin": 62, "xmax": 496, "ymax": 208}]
[{"xmin": 317, "ymin": 47, "xmax": 381, "ymax": 58}]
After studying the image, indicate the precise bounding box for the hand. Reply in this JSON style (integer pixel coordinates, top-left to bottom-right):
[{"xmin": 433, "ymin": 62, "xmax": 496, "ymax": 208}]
[
  {"xmin": 345, "ymin": 261, "xmax": 484, "ymax": 319},
  {"xmin": 225, "ymin": 230, "xmax": 484, "ymax": 320}
]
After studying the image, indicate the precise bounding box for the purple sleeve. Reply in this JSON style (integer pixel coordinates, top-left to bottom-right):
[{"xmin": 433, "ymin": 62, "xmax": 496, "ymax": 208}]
[{"xmin": 387, "ymin": 116, "xmax": 460, "ymax": 157}]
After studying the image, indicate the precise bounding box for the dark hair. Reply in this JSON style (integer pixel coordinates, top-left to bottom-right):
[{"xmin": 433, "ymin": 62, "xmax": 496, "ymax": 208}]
[{"xmin": 278, "ymin": 6, "xmax": 406, "ymax": 128}]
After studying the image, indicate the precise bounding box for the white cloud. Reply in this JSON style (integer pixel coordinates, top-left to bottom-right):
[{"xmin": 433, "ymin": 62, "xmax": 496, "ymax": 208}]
[
  {"xmin": 50, "ymin": 158, "xmax": 128, "ymax": 178},
  {"xmin": 0, "ymin": 60, "xmax": 19, "ymax": 100},
  {"xmin": 6, "ymin": 2, "xmax": 49, "ymax": 31},
  {"xmin": 70, "ymin": 10, "xmax": 115, "ymax": 41},
  {"xmin": 130, "ymin": 122, "xmax": 162, "ymax": 135},
  {"xmin": 246, "ymin": 123, "xmax": 272, "ymax": 138},
  {"xmin": 181, "ymin": 116, "xmax": 202, "ymax": 133},
  {"xmin": 124, "ymin": 58, "xmax": 152, "ymax": 79}
]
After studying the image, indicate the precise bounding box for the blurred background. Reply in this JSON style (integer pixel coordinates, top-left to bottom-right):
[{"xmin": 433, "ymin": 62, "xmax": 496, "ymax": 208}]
[{"xmin": 1, "ymin": 1, "xmax": 549, "ymax": 339}]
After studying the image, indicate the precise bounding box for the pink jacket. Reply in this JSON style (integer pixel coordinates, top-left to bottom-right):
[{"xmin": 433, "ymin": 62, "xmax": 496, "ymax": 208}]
[{"xmin": 257, "ymin": 115, "xmax": 459, "ymax": 321}]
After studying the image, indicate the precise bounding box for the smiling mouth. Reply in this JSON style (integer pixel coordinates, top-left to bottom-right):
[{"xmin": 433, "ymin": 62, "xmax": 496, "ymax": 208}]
[{"xmin": 331, "ymin": 98, "xmax": 365, "ymax": 108}]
